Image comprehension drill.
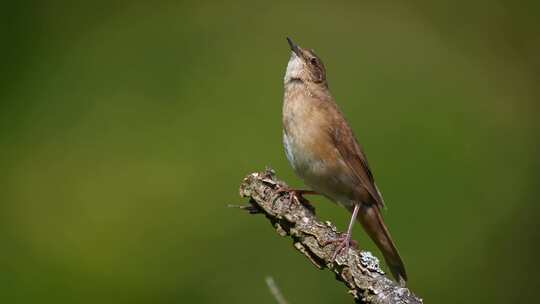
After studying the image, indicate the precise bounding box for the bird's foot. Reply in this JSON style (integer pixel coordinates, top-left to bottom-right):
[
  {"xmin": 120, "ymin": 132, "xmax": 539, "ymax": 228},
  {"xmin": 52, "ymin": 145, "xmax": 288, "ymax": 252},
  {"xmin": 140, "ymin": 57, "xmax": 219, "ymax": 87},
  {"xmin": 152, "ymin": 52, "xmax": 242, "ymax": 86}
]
[
  {"xmin": 275, "ymin": 186, "xmax": 318, "ymax": 211},
  {"xmin": 322, "ymin": 233, "xmax": 358, "ymax": 261}
]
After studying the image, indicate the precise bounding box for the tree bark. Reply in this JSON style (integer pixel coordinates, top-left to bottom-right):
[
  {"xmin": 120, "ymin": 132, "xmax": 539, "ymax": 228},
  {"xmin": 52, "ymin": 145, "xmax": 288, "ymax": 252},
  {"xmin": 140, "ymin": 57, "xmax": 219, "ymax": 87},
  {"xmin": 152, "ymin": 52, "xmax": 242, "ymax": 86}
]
[{"xmin": 238, "ymin": 169, "xmax": 422, "ymax": 304}]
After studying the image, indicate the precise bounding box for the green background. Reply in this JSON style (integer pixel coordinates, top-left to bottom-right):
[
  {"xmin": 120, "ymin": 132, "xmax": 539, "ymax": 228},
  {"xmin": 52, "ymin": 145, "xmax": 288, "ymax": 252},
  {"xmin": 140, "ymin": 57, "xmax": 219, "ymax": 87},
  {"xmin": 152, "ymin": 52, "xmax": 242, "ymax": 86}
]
[{"xmin": 2, "ymin": 1, "xmax": 538, "ymax": 303}]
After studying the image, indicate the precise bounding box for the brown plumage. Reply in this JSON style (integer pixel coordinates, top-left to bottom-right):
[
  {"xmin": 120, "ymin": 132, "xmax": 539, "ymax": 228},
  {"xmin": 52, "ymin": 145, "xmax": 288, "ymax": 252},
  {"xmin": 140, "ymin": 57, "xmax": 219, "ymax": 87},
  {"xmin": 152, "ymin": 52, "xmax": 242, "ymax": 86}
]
[{"xmin": 282, "ymin": 38, "xmax": 407, "ymax": 285}]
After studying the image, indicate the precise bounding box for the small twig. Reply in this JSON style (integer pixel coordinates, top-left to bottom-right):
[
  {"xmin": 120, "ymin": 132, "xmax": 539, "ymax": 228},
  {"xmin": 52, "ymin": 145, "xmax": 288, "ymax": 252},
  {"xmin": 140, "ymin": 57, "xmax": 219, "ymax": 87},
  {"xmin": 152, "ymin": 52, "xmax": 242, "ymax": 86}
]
[
  {"xmin": 227, "ymin": 203, "xmax": 261, "ymax": 214},
  {"xmin": 265, "ymin": 276, "xmax": 289, "ymax": 304}
]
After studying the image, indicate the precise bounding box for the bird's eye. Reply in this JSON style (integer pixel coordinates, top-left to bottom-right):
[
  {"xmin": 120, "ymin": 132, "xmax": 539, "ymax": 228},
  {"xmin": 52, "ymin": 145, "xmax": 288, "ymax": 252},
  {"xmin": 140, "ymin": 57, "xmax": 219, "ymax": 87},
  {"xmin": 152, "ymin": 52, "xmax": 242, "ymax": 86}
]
[{"xmin": 310, "ymin": 58, "xmax": 317, "ymax": 65}]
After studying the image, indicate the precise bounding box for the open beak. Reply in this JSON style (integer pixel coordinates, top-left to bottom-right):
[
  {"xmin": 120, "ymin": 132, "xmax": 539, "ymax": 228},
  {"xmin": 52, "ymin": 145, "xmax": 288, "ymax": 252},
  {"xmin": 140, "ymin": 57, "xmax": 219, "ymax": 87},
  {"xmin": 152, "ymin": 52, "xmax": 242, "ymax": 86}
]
[{"xmin": 287, "ymin": 37, "xmax": 302, "ymax": 57}]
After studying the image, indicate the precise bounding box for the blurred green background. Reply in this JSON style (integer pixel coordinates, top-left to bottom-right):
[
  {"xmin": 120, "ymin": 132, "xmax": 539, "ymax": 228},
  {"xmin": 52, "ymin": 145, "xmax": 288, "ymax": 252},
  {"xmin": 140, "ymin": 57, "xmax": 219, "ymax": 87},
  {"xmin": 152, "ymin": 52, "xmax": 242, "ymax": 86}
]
[{"xmin": 1, "ymin": 1, "xmax": 538, "ymax": 303}]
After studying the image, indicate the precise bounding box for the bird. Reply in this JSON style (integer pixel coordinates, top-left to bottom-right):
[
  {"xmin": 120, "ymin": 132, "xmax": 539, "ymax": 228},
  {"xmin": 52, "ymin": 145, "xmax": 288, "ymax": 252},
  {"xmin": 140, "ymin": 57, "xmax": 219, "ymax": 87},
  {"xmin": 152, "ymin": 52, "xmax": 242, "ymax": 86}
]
[{"xmin": 281, "ymin": 37, "xmax": 407, "ymax": 286}]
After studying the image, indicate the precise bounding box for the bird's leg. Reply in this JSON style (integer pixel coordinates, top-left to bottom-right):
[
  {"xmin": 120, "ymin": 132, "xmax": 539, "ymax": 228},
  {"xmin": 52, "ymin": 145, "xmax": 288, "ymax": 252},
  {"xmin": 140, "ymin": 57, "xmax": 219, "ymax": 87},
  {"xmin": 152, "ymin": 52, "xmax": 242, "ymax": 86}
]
[
  {"xmin": 275, "ymin": 185, "xmax": 318, "ymax": 210},
  {"xmin": 323, "ymin": 204, "xmax": 360, "ymax": 261}
]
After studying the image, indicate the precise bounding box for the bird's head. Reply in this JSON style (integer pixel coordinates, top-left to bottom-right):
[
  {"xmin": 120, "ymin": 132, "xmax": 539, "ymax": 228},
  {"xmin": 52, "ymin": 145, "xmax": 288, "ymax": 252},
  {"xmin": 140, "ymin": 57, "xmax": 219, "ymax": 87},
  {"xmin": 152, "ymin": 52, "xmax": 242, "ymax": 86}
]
[{"xmin": 284, "ymin": 37, "xmax": 327, "ymax": 86}]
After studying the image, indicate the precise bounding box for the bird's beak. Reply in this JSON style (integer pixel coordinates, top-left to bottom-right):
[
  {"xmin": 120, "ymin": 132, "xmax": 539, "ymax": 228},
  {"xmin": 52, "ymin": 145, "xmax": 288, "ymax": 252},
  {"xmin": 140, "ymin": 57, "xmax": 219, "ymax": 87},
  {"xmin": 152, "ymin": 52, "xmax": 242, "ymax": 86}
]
[{"xmin": 287, "ymin": 37, "xmax": 302, "ymax": 57}]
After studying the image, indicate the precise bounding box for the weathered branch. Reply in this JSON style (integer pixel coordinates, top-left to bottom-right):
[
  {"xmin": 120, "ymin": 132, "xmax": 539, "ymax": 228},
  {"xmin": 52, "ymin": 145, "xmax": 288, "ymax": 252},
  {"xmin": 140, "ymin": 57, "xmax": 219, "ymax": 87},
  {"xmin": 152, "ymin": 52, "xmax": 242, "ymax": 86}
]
[{"xmin": 238, "ymin": 169, "xmax": 422, "ymax": 304}]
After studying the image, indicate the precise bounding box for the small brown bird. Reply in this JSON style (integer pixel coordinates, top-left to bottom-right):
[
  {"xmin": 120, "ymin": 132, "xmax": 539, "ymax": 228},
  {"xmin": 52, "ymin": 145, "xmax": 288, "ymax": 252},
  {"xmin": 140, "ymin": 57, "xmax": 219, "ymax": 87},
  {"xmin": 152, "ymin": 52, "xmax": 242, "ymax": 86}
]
[{"xmin": 282, "ymin": 37, "xmax": 407, "ymax": 285}]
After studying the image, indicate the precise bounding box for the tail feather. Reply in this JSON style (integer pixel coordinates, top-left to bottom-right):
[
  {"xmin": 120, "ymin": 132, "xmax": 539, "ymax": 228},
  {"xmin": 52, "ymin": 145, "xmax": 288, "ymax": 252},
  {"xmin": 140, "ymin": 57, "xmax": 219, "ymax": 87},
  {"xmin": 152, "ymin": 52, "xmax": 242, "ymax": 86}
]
[{"xmin": 357, "ymin": 204, "xmax": 407, "ymax": 286}]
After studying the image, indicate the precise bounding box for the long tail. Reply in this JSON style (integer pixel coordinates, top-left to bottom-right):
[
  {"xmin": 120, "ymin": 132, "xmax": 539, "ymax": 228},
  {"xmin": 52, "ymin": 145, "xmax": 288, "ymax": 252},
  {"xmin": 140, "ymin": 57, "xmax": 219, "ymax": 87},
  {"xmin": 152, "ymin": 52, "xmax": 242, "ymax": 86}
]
[{"xmin": 357, "ymin": 204, "xmax": 408, "ymax": 286}]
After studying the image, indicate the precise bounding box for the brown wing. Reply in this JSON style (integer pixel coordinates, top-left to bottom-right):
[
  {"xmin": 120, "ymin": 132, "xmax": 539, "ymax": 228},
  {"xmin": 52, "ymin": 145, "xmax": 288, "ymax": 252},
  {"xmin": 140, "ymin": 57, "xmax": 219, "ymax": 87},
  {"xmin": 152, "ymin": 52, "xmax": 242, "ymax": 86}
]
[{"xmin": 329, "ymin": 114, "xmax": 385, "ymax": 210}]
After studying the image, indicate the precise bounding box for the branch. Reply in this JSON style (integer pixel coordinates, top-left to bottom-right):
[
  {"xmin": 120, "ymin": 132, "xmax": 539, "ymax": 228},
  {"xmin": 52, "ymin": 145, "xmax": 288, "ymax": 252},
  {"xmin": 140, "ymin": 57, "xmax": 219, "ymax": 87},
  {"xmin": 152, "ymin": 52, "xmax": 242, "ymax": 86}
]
[{"xmin": 238, "ymin": 169, "xmax": 422, "ymax": 304}]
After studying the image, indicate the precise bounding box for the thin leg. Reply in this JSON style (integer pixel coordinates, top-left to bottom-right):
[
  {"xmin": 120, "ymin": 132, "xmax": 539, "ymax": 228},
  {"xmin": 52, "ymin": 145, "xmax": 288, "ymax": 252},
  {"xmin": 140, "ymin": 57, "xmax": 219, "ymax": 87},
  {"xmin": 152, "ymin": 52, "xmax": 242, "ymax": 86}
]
[
  {"xmin": 294, "ymin": 190, "xmax": 318, "ymax": 195},
  {"xmin": 276, "ymin": 185, "xmax": 319, "ymax": 210},
  {"xmin": 331, "ymin": 203, "xmax": 360, "ymax": 260},
  {"xmin": 345, "ymin": 204, "xmax": 360, "ymax": 238}
]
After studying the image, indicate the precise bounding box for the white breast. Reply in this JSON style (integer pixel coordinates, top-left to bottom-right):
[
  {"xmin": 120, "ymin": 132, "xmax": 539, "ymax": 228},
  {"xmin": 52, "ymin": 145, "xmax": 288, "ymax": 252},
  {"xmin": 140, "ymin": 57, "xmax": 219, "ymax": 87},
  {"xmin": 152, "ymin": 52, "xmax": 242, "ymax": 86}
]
[
  {"xmin": 283, "ymin": 132, "xmax": 297, "ymax": 170},
  {"xmin": 282, "ymin": 127, "xmax": 327, "ymax": 188}
]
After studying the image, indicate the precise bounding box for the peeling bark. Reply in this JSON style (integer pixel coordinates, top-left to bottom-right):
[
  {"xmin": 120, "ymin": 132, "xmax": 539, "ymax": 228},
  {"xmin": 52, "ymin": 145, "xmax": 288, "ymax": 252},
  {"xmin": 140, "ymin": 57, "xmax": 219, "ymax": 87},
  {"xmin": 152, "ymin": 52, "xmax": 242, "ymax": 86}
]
[{"xmin": 238, "ymin": 169, "xmax": 422, "ymax": 304}]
